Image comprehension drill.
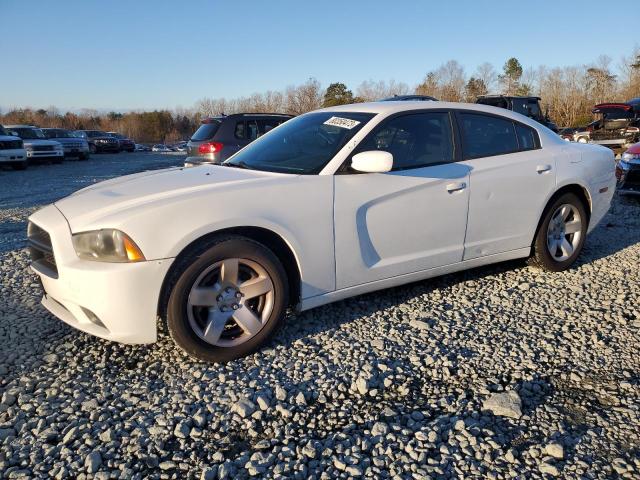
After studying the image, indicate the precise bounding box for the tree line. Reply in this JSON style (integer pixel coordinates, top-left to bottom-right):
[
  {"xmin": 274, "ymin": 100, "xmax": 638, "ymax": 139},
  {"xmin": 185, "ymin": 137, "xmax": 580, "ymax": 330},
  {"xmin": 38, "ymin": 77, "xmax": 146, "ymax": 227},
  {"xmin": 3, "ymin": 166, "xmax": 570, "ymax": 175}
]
[{"xmin": 2, "ymin": 48, "xmax": 639, "ymax": 142}]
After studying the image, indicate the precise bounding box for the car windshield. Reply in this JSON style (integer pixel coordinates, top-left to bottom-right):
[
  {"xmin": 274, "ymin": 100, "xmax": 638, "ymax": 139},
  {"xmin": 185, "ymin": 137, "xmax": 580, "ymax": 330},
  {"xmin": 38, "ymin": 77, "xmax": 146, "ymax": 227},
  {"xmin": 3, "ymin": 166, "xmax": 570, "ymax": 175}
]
[
  {"xmin": 191, "ymin": 120, "xmax": 222, "ymax": 141},
  {"xmin": 599, "ymin": 108, "xmax": 634, "ymax": 120},
  {"xmin": 225, "ymin": 112, "xmax": 375, "ymax": 174},
  {"xmin": 43, "ymin": 129, "xmax": 72, "ymax": 138},
  {"xmin": 11, "ymin": 128, "xmax": 46, "ymax": 139}
]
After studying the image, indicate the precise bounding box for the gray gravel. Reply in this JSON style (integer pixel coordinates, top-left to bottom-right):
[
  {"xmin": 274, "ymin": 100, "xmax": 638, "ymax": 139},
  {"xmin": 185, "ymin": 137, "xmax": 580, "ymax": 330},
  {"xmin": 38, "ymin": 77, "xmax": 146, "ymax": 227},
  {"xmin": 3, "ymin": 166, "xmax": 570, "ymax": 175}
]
[{"xmin": 1, "ymin": 154, "xmax": 639, "ymax": 479}]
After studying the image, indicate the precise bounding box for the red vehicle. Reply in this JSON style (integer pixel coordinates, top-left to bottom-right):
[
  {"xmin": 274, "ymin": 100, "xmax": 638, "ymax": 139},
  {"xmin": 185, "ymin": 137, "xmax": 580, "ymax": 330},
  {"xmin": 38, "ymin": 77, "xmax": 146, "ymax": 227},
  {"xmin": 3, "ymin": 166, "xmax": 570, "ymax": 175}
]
[
  {"xmin": 106, "ymin": 132, "xmax": 136, "ymax": 152},
  {"xmin": 616, "ymin": 142, "xmax": 640, "ymax": 195}
]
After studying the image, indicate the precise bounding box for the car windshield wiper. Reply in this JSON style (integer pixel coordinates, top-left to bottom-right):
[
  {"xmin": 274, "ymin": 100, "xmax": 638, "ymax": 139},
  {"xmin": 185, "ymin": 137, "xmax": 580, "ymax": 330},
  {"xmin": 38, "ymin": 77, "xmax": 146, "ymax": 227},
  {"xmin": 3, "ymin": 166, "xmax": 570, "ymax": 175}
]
[{"xmin": 223, "ymin": 161, "xmax": 253, "ymax": 170}]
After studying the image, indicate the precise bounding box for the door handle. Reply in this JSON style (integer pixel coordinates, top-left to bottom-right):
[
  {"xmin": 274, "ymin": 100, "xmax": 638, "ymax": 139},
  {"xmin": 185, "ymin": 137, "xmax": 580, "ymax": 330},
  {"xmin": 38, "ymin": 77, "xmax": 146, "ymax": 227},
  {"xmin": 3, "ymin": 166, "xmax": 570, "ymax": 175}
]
[
  {"xmin": 446, "ymin": 182, "xmax": 467, "ymax": 193},
  {"xmin": 536, "ymin": 164, "xmax": 552, "ymax": 174}
]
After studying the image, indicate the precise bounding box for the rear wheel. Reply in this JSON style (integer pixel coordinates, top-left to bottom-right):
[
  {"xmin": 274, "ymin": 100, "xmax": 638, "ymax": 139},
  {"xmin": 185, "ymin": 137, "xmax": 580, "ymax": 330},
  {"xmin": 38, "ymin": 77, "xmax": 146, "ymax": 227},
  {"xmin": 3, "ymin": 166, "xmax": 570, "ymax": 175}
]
[
  {"xmin": 529, "ymin": 192, "xmax": 588, "ymax": 271},
  {"xmin": 166, "ymin": 236, "xmax": 289, "ymax": 362}
]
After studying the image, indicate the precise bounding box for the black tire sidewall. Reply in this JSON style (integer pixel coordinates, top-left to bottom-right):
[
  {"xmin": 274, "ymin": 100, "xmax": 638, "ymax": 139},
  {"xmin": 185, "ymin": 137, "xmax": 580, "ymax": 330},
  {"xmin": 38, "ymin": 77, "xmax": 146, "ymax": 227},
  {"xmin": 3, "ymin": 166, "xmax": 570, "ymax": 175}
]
[
  {"xmin": 167, "ymin": 237, "xmax": 289, "ymax": 362},
  {"xmin": 534, "ymin": 193, "xmax": 588, "ymax": 271}
]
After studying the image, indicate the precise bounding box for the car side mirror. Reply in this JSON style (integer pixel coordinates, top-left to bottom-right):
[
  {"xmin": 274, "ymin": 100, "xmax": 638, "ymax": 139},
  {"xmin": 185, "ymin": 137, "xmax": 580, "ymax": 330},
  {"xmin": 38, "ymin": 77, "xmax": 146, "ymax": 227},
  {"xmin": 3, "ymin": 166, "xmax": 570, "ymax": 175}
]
[{"xmin": 351, "ymin": 151, "xmax": 393, "ymax": 173}]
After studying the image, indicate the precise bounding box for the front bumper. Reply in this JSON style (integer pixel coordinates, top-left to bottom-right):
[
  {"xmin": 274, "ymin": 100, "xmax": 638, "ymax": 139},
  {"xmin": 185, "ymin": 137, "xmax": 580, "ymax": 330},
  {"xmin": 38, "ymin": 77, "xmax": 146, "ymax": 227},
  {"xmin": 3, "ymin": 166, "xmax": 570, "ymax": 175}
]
[
  {"xmin": 63, "ymin": 146, "xmax": 90, "ymax": 157},
  {"xmin": 27, "ymin": 150, "xmax": 64, "ymax": 160},
  {"xmin": 28, "ymin": 205, "xmax": 173, "ymax": 344},
  {"xmin": 0, "ymin": 149, "xmax": 27, "ymax": 163}
]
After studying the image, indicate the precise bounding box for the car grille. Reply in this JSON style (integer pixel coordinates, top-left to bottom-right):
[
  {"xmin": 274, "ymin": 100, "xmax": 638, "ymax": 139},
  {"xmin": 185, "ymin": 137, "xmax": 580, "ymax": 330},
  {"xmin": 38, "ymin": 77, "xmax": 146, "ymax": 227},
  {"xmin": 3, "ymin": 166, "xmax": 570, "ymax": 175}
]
[
  {"xmin": 28, "ymin": 222, "xmax": 58, "ymax": 278},
  {"xmin": 0, "ymin": 139, "xmax": 22, "ymax": 150},
  {"xmin": 624, "ymin": 168, "xmax": 640, "ymax": 186},
  {"xmin": 32, "ymin": 145, "xmax": 54, "ymax": 152},
  {"xmin": 64, "ymin": 142, "xmax": 84, "ymax": 149}
]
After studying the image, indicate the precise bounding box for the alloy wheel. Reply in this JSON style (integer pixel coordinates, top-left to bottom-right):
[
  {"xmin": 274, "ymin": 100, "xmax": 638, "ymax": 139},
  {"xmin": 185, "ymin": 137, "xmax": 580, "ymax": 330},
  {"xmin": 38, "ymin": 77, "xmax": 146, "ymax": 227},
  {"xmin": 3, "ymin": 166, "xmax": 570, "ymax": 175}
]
[
  {"xmin": 186, "ymin": 258, "xmax": 274, "ymax": 347},
  {"xmin": 546, "ymin": 204, "xmax": 582, "ymax": 262}
]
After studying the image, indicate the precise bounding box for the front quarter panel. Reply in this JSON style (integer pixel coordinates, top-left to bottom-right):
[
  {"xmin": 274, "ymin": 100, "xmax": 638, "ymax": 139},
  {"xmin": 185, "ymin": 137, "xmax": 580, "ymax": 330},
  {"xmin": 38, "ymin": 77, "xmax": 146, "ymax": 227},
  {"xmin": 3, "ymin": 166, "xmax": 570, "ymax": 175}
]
[{"xmin": 101, "ymin": 175, "xmax": 336, "ymax": 299}]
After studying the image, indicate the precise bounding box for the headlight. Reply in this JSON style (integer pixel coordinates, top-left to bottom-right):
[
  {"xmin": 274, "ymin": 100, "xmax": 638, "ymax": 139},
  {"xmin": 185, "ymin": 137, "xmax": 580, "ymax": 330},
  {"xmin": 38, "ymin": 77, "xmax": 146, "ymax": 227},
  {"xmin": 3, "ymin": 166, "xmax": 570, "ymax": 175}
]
[
  {"xmin": 72, "ymin": 229, "xmax": 145, "ymax": 262},
  {"xmin": 622, "ymin": 152, "xmax": 639, "ymax": 161}
]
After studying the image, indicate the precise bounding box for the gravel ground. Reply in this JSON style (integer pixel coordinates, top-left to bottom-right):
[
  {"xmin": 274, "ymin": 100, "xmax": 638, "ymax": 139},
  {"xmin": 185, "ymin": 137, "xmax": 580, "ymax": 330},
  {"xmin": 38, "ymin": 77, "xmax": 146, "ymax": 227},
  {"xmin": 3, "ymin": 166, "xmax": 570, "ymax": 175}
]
[{"xmin": 0, "ymin": 154, "xmax": 639, "ymax": 479}]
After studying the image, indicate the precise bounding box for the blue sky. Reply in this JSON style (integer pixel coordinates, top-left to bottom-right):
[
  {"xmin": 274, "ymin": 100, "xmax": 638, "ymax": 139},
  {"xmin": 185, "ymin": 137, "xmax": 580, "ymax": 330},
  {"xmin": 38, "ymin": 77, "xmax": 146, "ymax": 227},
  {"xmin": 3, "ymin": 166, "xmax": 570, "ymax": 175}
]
[{"xmin": 0, "ymin": 0, "xmax": 637, "ymax": 112}]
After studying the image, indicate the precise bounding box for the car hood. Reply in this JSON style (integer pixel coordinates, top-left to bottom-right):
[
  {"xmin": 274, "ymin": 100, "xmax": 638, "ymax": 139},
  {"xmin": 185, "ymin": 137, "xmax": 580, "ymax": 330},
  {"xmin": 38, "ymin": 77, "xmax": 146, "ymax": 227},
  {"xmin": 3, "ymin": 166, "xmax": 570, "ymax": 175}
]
[
  {"xmin": 0, "ymin": 135, "xmax": 21, "ymax": 142},
  {"xmin": 54, "ymin": 165, "xmax": 295, "ymax": 231},
  {"xmin": 23, "ymin": 139, "xmax": 61, "ymax": 147}
]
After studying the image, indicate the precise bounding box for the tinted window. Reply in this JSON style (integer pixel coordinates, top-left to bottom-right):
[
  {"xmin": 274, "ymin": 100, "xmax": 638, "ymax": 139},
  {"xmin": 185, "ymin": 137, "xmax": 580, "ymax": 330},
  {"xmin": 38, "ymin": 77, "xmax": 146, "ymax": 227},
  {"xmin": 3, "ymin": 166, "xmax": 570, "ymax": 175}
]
[
  {"xmin": 234, "ymin": 122, "xmax": 245, "ymax": 139},
  {"xmin": 191, "ymin": 121, "xmax": 221, "ymax": 141},
  {"xmin": 357, "ymin": 112, "xmax": 454, "ymax": 170},
  {"xmin": 515, "ymin": 123, "xmax": 536, "ymax": 150},
  {"xmin": 225, "ymin": 112, "xmax": 374, "ymax": 174},
  {"xmin": 246, "ymin": 120, "xmax": 259, "ymax": 141},
  {"xmin": 511, "ymin": 98, "xmax": 541, "ymax": 119},
  {"xmin": 257, "ymin": 118, "xmax": 286, "ymax": 135},
  {"xmin": 460, "ymin": 113, "xmax": 518, "ymax": 158}
]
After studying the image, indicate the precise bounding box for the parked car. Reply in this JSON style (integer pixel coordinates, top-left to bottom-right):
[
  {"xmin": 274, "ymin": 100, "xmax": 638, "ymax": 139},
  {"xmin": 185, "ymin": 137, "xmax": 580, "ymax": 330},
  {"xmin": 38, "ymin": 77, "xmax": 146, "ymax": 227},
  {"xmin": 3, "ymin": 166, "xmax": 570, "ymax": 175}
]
[
  {"xmin": 6, "ymin": 125, "xmax": 64, "ymax": 164},
  {"xmin": 42, "ymin": 128, "xmax": 90, "ymax": 160},
  {"xmin": 185, "ymin": 113, "xmax": 293, "ymax": 166},
  {"xmin": 172, "ymin": 141, "xmax": 188, "ymax": 152},
  {"xmin": 476, "ymin": 95, "xmax": 559, "ymax": 132},
  {"xmin": 152, "ymin": 144, "xmax": 172, "ymax": 152},
  {"xmin": 28, "ymin": 101, "xmax": 615, "ymax": 362},
  {"xmin": 588, "ymin": 103, "xmax": 640, "ymax": 151},
  {"xmin": 106, "ymin": 132, "xmax": 135, "ymax": 152},
  {"xmin": 616, "ymin": 142, "xmax": 640, "ymax": 195},
  {"xmin": 0, "ymin": 124, "xmax": 28, "ymax": 170},
  {"xmin": 379, "ymin": 94, "xmax": 438, "ymax": 101},
  {"xmin": 75, "ymin": 130, "xmax": 120, "ymax": 154},
  {"xmin": 135, "ymin": 144, "xmax": 151, "ymax": 152},
  {"xmin": 558, "ymin": 126, "xmax": 590, "ymax": 143}
]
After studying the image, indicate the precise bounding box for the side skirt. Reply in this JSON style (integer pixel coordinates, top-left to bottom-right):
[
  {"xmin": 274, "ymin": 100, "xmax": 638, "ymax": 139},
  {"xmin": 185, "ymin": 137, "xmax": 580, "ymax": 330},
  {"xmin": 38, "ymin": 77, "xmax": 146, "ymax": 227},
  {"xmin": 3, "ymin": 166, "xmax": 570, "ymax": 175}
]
[{"xmin": 299, "ymin": 247, "xmax": 531, "ymax": 311}]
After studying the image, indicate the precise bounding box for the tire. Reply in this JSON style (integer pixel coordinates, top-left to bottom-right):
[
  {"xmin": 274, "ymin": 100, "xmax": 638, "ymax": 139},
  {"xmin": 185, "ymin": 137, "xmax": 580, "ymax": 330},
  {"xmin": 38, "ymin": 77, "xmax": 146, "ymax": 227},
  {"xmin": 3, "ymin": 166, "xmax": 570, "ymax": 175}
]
[
  {"xmin": 79, "ymin": 153, "xmax": 90, "ymax": 161},
  {"xmin": 529, "ymin": 192, "xmax": 588, "ymax": 272},
  {"xmin": 165, "ymin": 235, "xmax": 289, "ymax": 362},
  {"xmin": 89, "ymin": 144, "xmax": 97, "ymax": 154},
  {"xmin": 11, "ymin": 161, "xmax": 27, "ymax": 170}
]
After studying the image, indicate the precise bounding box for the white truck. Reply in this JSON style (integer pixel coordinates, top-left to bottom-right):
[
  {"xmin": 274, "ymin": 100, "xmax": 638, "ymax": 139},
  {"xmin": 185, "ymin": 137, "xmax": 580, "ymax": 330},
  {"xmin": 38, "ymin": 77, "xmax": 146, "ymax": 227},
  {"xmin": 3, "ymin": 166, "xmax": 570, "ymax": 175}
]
[{"xmin": 0, "ymin": 124, "xmax": 28, "ymax": 170}]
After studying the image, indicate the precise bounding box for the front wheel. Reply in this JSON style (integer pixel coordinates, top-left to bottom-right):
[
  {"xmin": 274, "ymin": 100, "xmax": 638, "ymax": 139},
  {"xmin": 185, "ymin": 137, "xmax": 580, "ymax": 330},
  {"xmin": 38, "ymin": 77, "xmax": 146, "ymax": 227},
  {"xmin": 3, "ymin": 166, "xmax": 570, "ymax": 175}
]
[
  {"xmin": 529, "ymin": 192, "xmax": 588, "ymax": 271},
  {"xmin": 166, "ymin": 236, "xmax": 289, "ymax": 362}
]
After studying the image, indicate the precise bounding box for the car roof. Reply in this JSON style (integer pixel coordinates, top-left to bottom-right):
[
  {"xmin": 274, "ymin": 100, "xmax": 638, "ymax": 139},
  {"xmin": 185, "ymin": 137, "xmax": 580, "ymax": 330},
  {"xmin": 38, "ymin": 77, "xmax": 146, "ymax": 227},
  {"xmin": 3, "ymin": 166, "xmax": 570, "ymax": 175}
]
[{"xmin": 6, "ymin": 124, "xmax": 37, "ymax": 128}]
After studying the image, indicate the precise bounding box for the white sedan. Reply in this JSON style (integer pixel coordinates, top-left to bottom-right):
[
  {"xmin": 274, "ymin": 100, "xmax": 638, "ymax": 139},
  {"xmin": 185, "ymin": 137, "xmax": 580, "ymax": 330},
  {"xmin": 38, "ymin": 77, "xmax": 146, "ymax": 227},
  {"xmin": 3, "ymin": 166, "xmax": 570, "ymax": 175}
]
[{"xmin": 28, "ymin": 102, "xmax": 616, "ymax": 362}]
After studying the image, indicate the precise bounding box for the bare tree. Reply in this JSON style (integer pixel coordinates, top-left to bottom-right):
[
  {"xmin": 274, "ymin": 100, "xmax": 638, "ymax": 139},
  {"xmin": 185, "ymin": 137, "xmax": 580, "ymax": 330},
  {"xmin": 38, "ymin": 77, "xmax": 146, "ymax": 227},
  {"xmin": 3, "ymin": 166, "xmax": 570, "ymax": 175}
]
[
  {"xmin": 285, "ymin": 78, "xmax": 323, "ymax": 115},
  {"xmin": 475, "ymin": 62, "xmax": 498, "ymax": 93},
  {"xmin": 356, "ymin": 79, "xmax": 410, "ymax": 101}
]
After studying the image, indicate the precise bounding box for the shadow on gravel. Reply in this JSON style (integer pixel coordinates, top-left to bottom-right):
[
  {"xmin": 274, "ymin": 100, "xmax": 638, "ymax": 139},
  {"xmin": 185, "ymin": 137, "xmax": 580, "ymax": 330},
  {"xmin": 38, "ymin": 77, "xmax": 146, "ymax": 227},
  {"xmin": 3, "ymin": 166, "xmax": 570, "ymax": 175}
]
[{"xmin": 273, "ymin": 259, "xmax": 525, "ymax": 347}]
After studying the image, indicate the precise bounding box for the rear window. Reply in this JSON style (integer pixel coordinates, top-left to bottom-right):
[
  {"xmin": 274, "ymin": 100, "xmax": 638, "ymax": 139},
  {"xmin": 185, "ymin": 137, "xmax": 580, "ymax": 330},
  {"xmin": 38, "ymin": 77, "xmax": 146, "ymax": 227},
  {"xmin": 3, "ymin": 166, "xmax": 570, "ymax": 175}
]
[
  {"xmin": 597, "ymin": 108, "xmax": 634, "ymax": 119},
  {"xmin": 460, "ymin": 113, "xmax": 518, "ymax": 158},
  {"xmin": 191, "ymin": 121, "xmax": 221, "ymax": 141},
  {"xmin": 515, "ymin": 124, "xmax": 537, "ymax": 150}
]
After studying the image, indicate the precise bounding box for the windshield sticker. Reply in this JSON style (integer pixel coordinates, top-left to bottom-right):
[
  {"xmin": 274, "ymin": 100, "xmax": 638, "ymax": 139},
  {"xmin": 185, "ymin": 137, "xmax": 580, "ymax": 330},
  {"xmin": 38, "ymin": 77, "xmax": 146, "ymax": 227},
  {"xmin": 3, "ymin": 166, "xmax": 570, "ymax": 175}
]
[{"xmin": 323, "ymin": 116, "xmax": 361, "ymax": 129}]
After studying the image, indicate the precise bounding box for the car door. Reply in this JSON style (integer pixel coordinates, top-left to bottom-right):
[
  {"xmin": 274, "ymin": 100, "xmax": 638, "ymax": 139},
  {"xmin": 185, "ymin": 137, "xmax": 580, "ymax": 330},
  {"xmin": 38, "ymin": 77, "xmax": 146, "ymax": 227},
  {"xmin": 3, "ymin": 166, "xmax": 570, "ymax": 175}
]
[
  {"xmin": 334, "ymin": 111, "xmax": 471, "ymax": 289},
  {"xmin": 456, "ymin": 111, "xmax": 557, "ymax": 259}
]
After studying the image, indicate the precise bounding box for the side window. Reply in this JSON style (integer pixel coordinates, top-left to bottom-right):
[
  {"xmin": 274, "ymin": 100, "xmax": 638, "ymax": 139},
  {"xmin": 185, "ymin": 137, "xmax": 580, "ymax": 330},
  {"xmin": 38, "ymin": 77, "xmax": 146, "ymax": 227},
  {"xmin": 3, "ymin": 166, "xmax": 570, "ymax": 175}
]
[
  {"xmin": 460, "ymin": 113, "xmax": 518, "ymax": 159},
  {"xmin": 357, "ymin": 112, "xmax": 454, "ymax": 171},
  {"xmin": 234, "ymin": 122, "xmax": 246, "ymax": 140},
  {"xmin": 246, "ymin": 120, "xmax": 259, "ymax": 141},
  {"xmin": 515, "ymin": 123, "xmax": 537, "ymax": 150},
  {"xmin": 257, "ymin": 118, "xmax": 283, "ymax": 135}
]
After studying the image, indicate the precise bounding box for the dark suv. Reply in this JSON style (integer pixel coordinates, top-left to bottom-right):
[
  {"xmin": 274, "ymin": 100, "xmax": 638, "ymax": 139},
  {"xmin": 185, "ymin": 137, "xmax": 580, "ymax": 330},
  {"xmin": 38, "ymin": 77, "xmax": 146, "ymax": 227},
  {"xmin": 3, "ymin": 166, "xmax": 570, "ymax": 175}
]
[
  {"xmin": 75, "ymin": 130, "xmax": 120, "ymax": 153},
  {"xmin": 476, "ymin": 95, "xmax": 558, "ymax": 132},
  {"xmin": 185, "ymin": 113, "xmax": 293, "ymax": 166}
]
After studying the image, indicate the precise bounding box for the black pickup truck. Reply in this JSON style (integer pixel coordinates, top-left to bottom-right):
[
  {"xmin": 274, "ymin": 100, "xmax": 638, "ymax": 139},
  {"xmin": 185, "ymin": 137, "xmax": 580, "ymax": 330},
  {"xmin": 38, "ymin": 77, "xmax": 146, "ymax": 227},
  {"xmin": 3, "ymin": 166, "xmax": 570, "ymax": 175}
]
[{"xmin": 476, "ymin": 95, "xmax": 558, "ymax": 132}]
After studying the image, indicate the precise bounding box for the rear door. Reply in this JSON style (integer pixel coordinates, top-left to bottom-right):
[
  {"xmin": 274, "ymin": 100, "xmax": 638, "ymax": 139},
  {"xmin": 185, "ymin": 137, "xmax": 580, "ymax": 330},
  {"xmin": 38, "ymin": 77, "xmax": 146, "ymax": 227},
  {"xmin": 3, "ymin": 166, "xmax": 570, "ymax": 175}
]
[
  {"xmin": 334, "ymin": 110, "xmax": 471, "ymax": 289},
  {"xmin": 456, "ymin": 111, "xmax": 556, "ymax": 259}
]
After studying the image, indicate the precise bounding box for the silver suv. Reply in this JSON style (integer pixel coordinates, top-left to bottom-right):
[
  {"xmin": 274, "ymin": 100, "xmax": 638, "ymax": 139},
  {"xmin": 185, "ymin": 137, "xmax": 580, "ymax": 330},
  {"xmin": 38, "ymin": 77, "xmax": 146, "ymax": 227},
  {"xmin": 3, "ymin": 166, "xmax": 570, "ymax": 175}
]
[
  {"xmin": 185, "ymin": 113, "xmax": 292, "ymax": 167},
  {"xmin": 6, "ymin": 125, "xmax": 64, "ymax": 164}
]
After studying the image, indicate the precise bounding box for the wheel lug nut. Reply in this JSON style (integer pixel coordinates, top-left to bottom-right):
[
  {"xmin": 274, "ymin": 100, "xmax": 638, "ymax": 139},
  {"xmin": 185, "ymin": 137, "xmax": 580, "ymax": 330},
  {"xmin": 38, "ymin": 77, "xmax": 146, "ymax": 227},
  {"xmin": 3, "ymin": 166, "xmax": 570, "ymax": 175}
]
[
  {"xmin": 220, "ymin": 306, "xmax": 228, "ymax": 312},
  {"xmin": 225, "ymin": 287, "xmax": 232, "ymax": 294},
  {"xmin": 232, "ymin": 304, "xmax": 240, "ymax": 310},
  {"xmin": 235, "ymin": 292, "xmax": 242, "ymax": 299},
  {"xmin": 216, "ymin": 295, "xmax": 223, "ymax": 302}
]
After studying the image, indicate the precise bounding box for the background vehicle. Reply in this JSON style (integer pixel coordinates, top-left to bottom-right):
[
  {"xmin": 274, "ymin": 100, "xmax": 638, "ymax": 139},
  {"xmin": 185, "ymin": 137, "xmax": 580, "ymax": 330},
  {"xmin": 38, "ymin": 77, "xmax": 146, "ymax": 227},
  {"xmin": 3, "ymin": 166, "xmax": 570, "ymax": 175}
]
[
  {"xmin": 28, "ymin": 101, "xmax": 615, "ymax": 362},
  {"xmin": 42, "ymin": 128, "xmax": 90, "ymax": 160},
  {"xmin": 379, "ymin": 94, "xmax": 438, "ymax": 101},
  {"xmin": 476, "ymin": 95, "xmax": 559, "ymax": 132},
  {"xmin": 171, "ymin": 141, "xmax": 188, "ymax": 152},
  {"xmin": 185, "ymin": 113, "xmax": 293, "ymax": 166},
  {"xmin": 135, "ymin": 144, "xmax": 151, "ymax": 152},
  {"xmin": 106, "ymin": 132, "xmax": 135, "ymax": 152},
  {"xmin": 589, "ymin": 103, "xmax": 640, "ymax": 151},
  {"xmin": 558, "ymin": 126, "xmax": 590, "ymax": 143},
  {"xmin": 6, "ymin": 125, "xmax": 64, "ymax": 164},
  {"xmin": 616, "ymin": 142, "xmax": 640, "ymax": 194},
  {"xmin": 0, "ymin": 124, "xmax": 28, "ymax": 170},
  {"xmin": 75, "ymin": 130, "xmax": 120, "ymax": 154},
  {"xmin": 151, "ymin": 144, "xmax": 172, "ymax": 152}
]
